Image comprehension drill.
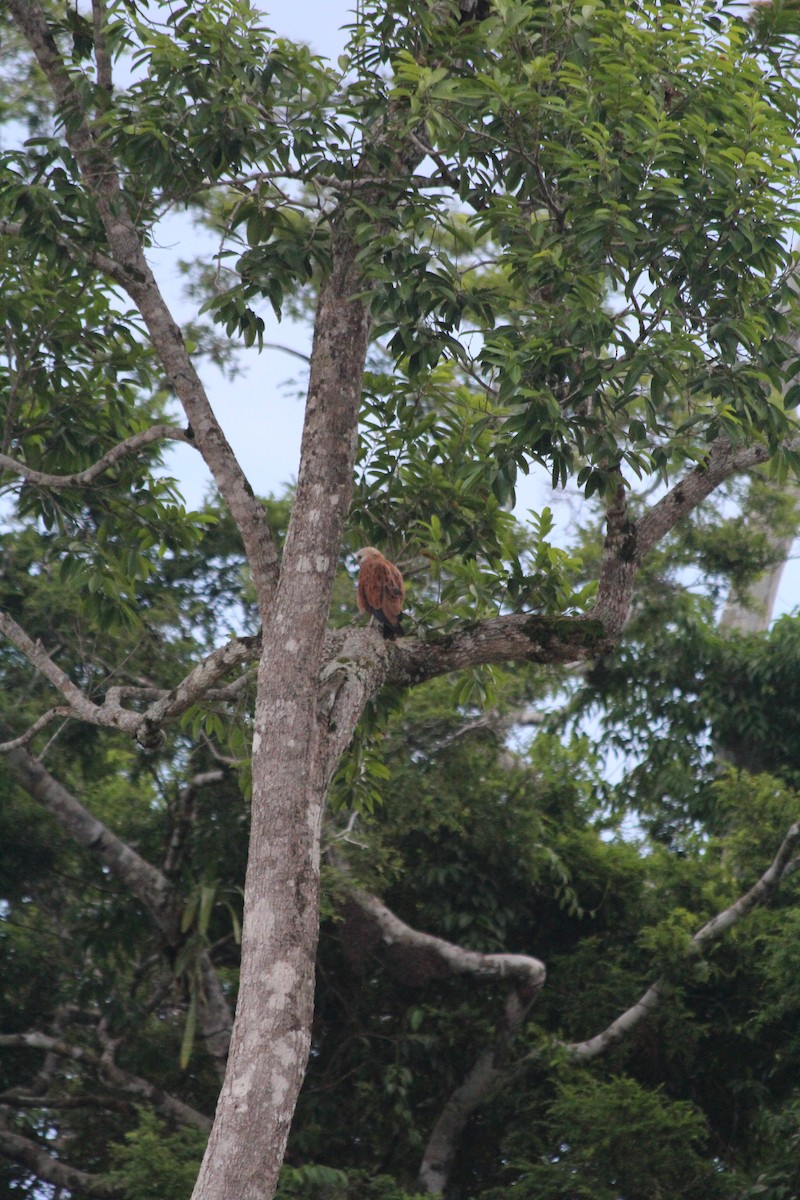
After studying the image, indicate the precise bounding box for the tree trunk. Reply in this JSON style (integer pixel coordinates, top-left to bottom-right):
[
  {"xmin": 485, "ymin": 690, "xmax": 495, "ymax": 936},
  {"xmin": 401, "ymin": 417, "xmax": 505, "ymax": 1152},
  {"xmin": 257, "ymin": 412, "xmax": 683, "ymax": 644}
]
[
  {"xmin": 190, "ymin": 232, "xmax": 371, "ymax": 1200},
  {"xmin": 718, "ymin": 487, "xmax": 800, "ymax": 633}
]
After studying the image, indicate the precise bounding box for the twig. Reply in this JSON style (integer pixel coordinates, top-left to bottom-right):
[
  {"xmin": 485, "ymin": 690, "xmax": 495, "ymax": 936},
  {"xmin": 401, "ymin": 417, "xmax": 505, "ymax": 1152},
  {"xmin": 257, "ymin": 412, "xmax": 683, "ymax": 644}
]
[{"xmin": 0, "ymin": 708, "xmax": 70, "ymax": 752}]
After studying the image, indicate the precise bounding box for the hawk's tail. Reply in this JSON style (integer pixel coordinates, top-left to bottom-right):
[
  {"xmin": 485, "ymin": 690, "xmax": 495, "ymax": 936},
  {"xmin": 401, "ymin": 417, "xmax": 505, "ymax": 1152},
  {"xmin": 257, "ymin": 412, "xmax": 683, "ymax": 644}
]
[{"xmin": 380, "ymin": 614, "xmax": 404, "ymax": 640}]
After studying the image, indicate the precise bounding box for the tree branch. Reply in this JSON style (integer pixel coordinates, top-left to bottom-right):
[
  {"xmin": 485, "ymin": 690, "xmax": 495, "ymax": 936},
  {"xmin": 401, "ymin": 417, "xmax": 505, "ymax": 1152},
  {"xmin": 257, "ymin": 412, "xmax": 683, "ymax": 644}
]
[
  {"xmin": 4, "ymin": 745, "xmax": 178, "ymax": 933},
  {"xmin": 0, "ymin": 1091, "xmax": 130, "ymax": 1112},
  {"xmin": 417, "ymin": 988, "xmax": 536, "ymax": 1196},
  {"xmin": 0, "ymin": 424, "xmax": 194, "ymax": 488},
  {"xmin": 315, "ymin": 616, "xmax": 611, "ymax": 805},
  {"xmin": 0, "ymin": 620, "xmax": 258, "ymax": 749},
  {"xmin": 580, "ymin": 436, "xmax": 800, "ymax": 637},
  {"xmin": 0, "ymin": 707, "xmax": 70, "ymax": 752},
  {"xmin": 563, "ymin": 820, "xmax": 800, "ymax": 1061},
  {"xmin": 0, "ymin": 1032, "xmax": 211, "ymax": 1130},
  {"xmin": 3, "ymin": 747, "xmax": 234, "ymax": 1072},
  {"xmin": 5, "ymin": 0, "xmax": 280, "ymax": 619},
  {"xmin": 0, "ymin": 610, "xmax": 136, "ymax": 732},
  {"xmin": 0, "ymin": 1122, "xmax": 119, "ymax": 1198},
  {"xmin": 339, "ymin": 883, "xmax": 544, "ymax": 1197},
  {"xmin": 342, "ymin": 884, "xmax": 545, "ymax": 993},
  {"xmin": 635, "ymin": 436, "xmax": 800, "ymax": 562},
  {"xmin": 390, "ymin": 613, "xmax": 607, "ymax": 685},
  {"xmin": 0, "ymin": 217, "xmax": 129, "ymax": 285},
  {"xmin": 133, "ymin": 634, "xmax": 259, "ymax": 745},
  {"xmin": 163, "ymin": 770, "xmax": 225, "ymax": 880},
  {"xmin": 410, "ymin": 823, "xmax": 800, "ymax": 1195}
]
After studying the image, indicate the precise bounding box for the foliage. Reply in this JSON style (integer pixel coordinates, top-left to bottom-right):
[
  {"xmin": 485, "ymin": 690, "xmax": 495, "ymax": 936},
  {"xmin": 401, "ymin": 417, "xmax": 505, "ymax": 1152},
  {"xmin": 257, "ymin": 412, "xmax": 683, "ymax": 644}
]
[
  {"xmin": 495, "ymin": 1074, "xmax": 730, "ymax": 1200},
  {"xmin": 108, "ymin": 1111, "xmax": 207, "ymax": 1200},
  {"xmin": 1, "ymin": 0, "xmax": 800, "ymax": 1199}
]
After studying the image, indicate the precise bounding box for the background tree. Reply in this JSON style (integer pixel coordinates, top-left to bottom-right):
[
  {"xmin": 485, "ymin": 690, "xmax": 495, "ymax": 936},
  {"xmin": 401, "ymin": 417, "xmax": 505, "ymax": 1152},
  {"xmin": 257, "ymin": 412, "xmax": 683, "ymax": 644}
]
[{"xmin": 1, "ymin": 1, "xmax": 800, "ymax": 1198}]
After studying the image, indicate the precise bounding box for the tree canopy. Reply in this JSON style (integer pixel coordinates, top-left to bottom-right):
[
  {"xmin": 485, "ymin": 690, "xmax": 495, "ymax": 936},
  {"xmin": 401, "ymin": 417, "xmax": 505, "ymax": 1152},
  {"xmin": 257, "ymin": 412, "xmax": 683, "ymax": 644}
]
[{"xmin": 2, "ymin": 1, "xmax": 800, "ymax": 1198}]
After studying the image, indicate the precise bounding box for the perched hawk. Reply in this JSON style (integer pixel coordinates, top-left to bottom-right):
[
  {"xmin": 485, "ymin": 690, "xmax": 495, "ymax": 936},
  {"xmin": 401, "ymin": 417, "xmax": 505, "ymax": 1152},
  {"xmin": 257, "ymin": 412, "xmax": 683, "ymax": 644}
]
[{"xmin": 355, "ymin": 547, "xmax": 405, "ymax": 640}]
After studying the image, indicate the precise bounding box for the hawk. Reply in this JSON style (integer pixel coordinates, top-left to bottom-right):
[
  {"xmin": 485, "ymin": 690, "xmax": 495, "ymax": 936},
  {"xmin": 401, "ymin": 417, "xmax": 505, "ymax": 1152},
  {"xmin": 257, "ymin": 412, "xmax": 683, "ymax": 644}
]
[{"xmin": 355, "ymin": 547, "xmax": 405, "ymax": 640}]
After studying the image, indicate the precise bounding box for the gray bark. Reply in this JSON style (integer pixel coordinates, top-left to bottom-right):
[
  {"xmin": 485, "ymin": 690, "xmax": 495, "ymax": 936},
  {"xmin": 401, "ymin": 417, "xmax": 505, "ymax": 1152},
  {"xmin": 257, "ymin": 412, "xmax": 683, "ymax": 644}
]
[
  {"xmin": 0, "ymin": 1032, "xmax": 210, "ymax": 1130},
  {"xmin": 413, "ymin": 822, "xmax": 800, "ymax": 1195},
  {"xmin": 190, "ymin": 231, "xmax": 372, "ymax": 1200},
  {"xmin": 718, "ymin": 483, "xmax": 800, "ymax": 633},
  {"xmin": 563, "ymin": 819, "xmax": 800, "ymax": 1060},
  {"xmin": 336, "ymin": 887, "xmax": 544, "ymax": 1196}
]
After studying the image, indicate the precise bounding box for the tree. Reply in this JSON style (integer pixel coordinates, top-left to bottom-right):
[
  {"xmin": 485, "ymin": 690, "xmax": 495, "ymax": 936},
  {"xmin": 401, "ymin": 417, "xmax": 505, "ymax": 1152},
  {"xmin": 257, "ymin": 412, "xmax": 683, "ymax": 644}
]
[{"xmin": 1, "ymin": 0, "xmax": 800, "ymax": 1197}]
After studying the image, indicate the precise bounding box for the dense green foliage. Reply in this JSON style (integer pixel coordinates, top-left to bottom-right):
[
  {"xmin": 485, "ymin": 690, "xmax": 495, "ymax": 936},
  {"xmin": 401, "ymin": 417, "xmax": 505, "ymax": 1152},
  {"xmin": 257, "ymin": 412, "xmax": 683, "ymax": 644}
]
[{"xmin": 2, "ymin": 0, "xmax": 800, "ymax": 1197}]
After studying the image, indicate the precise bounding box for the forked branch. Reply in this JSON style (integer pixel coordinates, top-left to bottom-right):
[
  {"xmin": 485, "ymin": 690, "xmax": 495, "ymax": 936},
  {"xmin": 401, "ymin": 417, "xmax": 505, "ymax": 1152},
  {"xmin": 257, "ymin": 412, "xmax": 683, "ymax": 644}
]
[{"xmin": 413, "ymin": 821, "xmax": 800, "ymax": 1195}]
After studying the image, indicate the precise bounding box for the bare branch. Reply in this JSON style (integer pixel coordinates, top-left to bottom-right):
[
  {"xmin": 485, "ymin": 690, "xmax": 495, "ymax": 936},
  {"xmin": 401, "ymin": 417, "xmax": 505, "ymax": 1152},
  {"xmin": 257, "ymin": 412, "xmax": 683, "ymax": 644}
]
[
  {"xmin": 413, "ymin": 823, "xmax": 800, "ymax": 1194},
  {"xmin": 635, "ymin": 436, "xmax": 800, "ymax": 562},
  {"xmin": 584, "ymin": 437, "xmax": 800, "ymax": 639},
  {"xmin": 563, "ymin": 821, "xmax": 800, "ymax": 1062},
  {"xmin": 0, "ymin": 610, "xmax": 135, "ymax": 731},
  {"xmin": 418, "ymin": 989, "xmax": 535, "ymax": 1196},
  {"xmin": 0, "ymin": 708, "xmax": 71, "ymax": 752},
  {"xmin": 163, "ymin": 769, "xmax": 225, "ymax": 879},
  {"xmin": 0, "ymin": 1122, "xmax": 119, "ymax": 1198},
  {"xmin": 134, "ymin": 634, "xmax": 259, "ymax": 743},
  {"xmin": 4, "ymin": 745, "xmax": 177, "ymax": 933},
  {"xmin": 387, "ymin": 612, "xmax": 606, "ymax": 688},
  {"xmin": 0, "ymin": 1032, "xmax": 211, "ymax": 1130},
  {"xmin": 343, "ymin": 885, "xmax": 546, "ymax": 992},
  {"xmin": 316, "ymin": 618, "xmax": 606, "ymax": 800},
  {"xmin": 263, "ymin": 342, "xmax": 311, "ymax": 364},
  {"xmin": 0, "ymin": 424, "xmax": 193, "ymax": 489},
  {"xmin": 338, "ymin": 880, "xmax": 544, "ymax": 1197},
  {"xmin": 0, "ymin": 1091, "xmax": 130, "ymax": 1112},
  {"xmin": 0, "ymin": 619, "xmax": 256, "ymax": 749}
]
